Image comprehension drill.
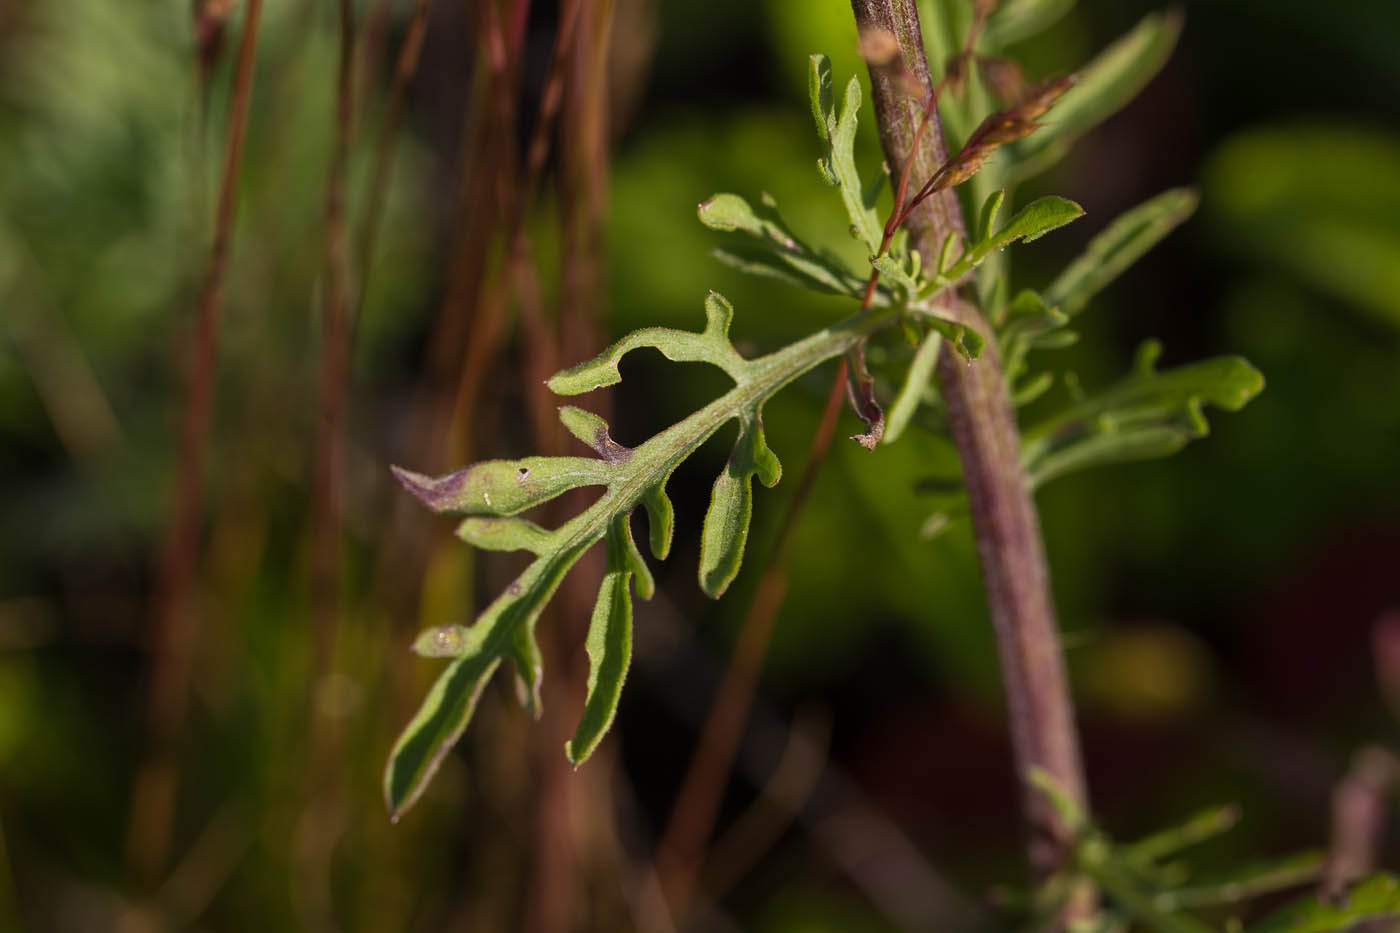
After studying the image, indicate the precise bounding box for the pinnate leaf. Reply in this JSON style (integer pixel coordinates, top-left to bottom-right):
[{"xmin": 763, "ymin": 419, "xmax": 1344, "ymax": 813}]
[
  {"xmin": 1022, "ymin": 341, "xmax": 1265, "ymax": 487},
  {"xmin": 385, "ymin": 294, "xmax": 896, "ymax": 817},
  {"xmin": 808, "ymin": 53, "xmax": 884, "ymax": 256},
  {"xmin": 699, "ymin": 191, "xmax": 870, "ymax": 299},
  {"xmin": 547, "ymin": 291, "xmax": 747, "ymax": 394}
]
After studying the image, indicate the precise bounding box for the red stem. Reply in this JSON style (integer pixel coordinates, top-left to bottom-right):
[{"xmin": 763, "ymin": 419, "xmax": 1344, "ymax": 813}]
[
  {"xmin": 128, "ymin": 0, "xmax": 264, "ymax": 884},
  {"xmin": 851, "ymin": 0, "xmax": 1092, "ymax": 917},
  {"xmin": 311, "ymin": 0, "xmax": 356, "ymax": 680}
]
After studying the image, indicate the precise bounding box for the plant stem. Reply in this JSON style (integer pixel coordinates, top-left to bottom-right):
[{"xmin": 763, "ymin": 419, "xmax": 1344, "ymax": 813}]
[
  {"xmin": 312, "ymin": 0, "xmax": 355, "ymax": 683},
  {"xmin": 851, "ymin": 0, "xmax": 1091, "ymax": 906},
  {"xmin": 353, "ymin": 0, "xmax": 432, "ymax": 333},
  {"xmin": 128, "ymin": 0, "xmax": 264, "ymax": 884}
]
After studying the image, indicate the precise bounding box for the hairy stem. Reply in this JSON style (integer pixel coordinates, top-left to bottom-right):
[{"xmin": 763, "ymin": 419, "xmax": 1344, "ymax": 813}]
[{"xmin": 851, "ymin": 0, "xmax": 1091, "ymax": 904}]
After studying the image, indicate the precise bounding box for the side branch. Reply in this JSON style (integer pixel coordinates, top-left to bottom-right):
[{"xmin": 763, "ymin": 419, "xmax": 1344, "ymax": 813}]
[{"xmin": 130, "ymin": 0, "xmax": 265, "ymax": 883}]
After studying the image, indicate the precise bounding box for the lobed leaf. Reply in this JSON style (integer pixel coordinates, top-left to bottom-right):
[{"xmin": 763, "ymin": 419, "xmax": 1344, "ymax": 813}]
[
  {"xmin": 699, "ymin": 191, "xmax": 871, "ymax": 299},
  {"xmin": 1001, "ymin": 189, "xmax": 1196, "ymax": 386},
  {"xmin": 547, "ymin": 291, "xmax": 748, "ymax": 394},
  {"xmin": 1022, "ymin": 341, "xmax": 1265, "ymax": 488},
  {"xmin": 386, "ymin": 295, "xmax": 897, "ymax": 817},
  {"xmin": 809, "ymin": 54, "xmax": 884, "ymax": 257}
]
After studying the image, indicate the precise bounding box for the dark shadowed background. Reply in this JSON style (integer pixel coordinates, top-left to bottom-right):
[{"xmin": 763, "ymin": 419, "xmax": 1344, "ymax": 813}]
[{"xmin": 1, "ymin": 0, "xmax": 1398, "ymax": 929}]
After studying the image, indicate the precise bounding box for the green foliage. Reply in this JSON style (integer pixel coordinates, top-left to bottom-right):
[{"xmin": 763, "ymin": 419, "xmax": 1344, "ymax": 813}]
[
  {"xmin": 386, "ymin": 5, "xmax": 1263, "ymax": 836},
  {"xmin": 699, "ymin": 191, "xmax": 872, "ymax": 299},
  {"xmin": 912, "ymin": 185, "xmax": 1259, "ymax": 534},
  {"xmin": 809, "ymin": 55, "xmax": 886, "ymax": 257},
  {"xmin": 1021, "ymin": 341, "xmax": 1264, "ymax": 488},
  {"xmin": 384, "ymin": 290, "xmax": 896, "ymax": 817},
  {"xmin": 1008, "ymin": 11, "xmax": 1184, "ymax": 180},
  {"xmin": 1044, "ymin": 187, "xmax": 1200, "ymax": 318},
  {"xmin": 1255, "ymin": 874, "xmax": 1400, "ymax": 933},
  {"xmin": 983, "ymin": 0, "xmax": 1076, "ymax": 49},
  {"xmin": 1028, "ymin": 769, "xmax": 1326, "ymax": 932}
]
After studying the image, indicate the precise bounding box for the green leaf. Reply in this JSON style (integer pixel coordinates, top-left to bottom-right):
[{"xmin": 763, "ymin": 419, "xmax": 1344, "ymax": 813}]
[
  {"xmin": 885, "ymin": 330, "xmax": 942, "ymax": 444},
  {"xmin": 983, "ymin": 0, "xmax": 1076, "ymax": 49},
  {"xmin": 1046, "ymin": 187, "xmax": 1199, "ymax": 317},
  {"xmin": 699, "ymin": 191, "xmax": 870, "ymax": 299},
  {"xmin": 976, "ymin": 188, "xmax": 1006, "ymax": 244},
  {"xmin": 383, "ymin": 654, "xmax": 501, "ymax": 822},
  {"xmin": 1028, "ymin": 767, "xmax": 1090, "ymax": 836},
  {"xmin": 924, "ymin": 314, "xmax": 985, "ymax": 361},
  {"xmin": 808, "ymin": 56, "xmax": 884, "ymax": 256},
  {"xmin": 808, "ymin": 52, "xmax": 835, "ymax": 140},
  {"xmin": 1123, "ymin": 804, "xmax": 1241, "ymax": 869},
  {"xmin": 1010, "ymin": 11, "xmax": 1183, "ymax": 180},
  {"xmin": 1012, "ymin": 370, "xmax": 1054, "ymax": 407},
  {"xmin": 1255, "ymin": 873, "xmax": 1400, "ymax": 933},
  {"xmin": 1000, "ymin": 288, "xmax": 1070, "ymax": 383},
  {"xmin": 699, "ymin": 410, "xmax": 782, "ymax": 597},
  {"xmin": 642, "ymin": 485, "xmax": 674, "ymax": 560},
  {"xmin": 548, "ymin": 291, "xmax": 748, "ymax": 393},
  {"xmin": 385, "ymin": 294, "xmax": 899, "ymax": 817},
  {"xmin": 1149, "ymin": 850, "xmax": 1323, "ymax": 912},
  {"xmin": 1022, "ymin": 342, "xmax": 1265, "ymax": 488},
  {"xmin": 924, "ymin": 195, "xmax": 1084, "ymax": 294},
  {"xmin": 390, "ymin": 458, "xmax": 610, "ymax": 516},
  {"xmin": 871, "ymin": 251, "xmax": 921, "ymax": 295},
  {"xmin": 566, "ymin": 514, "xmax": 648, "ymax": 765}
]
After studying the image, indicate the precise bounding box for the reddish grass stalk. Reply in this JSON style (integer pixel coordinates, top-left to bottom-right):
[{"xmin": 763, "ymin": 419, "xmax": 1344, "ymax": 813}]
[
  {"xmin": 523, "ymin": 4, "xmax": 615, "ymax": 930},
  {"xmin": 850, "ymin": 0, "xmax": 1091, "ymax": 914},
  {"xmin": 128, "ymin": 0, "xmax": 264, "ymax": 884},
  {"xmin": 310, "ymin": 0, "xmax": 357, "ymax": 676},
  {"xmin": 354, "ymin": 0, "xmax": 432, "ymax": 326}
]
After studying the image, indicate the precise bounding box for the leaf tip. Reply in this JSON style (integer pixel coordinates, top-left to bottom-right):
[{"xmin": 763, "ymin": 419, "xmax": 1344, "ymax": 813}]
[{"xmin": 391, "ymin": 464, "xmax": 458, "ymax": 513}]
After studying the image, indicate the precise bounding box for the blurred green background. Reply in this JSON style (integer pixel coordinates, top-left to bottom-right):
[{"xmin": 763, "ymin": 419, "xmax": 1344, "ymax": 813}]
[{"xmin": 1, "ymin": 0, "xmax": 1398, "ymax": 929}]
